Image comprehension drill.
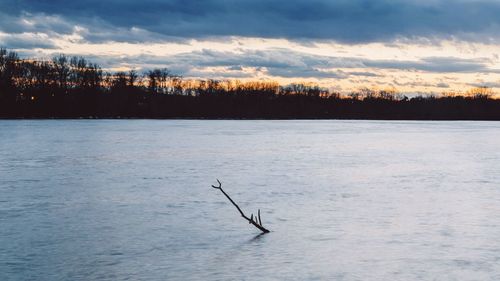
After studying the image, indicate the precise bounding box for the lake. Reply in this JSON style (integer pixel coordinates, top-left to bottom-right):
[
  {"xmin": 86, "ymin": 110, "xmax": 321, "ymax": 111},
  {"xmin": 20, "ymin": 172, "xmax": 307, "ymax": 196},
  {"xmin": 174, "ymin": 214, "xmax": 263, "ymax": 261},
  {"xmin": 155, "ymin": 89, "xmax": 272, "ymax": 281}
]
[{"xmin": 1, "ymin": 120, "xmax": 500, "ymax": 280}]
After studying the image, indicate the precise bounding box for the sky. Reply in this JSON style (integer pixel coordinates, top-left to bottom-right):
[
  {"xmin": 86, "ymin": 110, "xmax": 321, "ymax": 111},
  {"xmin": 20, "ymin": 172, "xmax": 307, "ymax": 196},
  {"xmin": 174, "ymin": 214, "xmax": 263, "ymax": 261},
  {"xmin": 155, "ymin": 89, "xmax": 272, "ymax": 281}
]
[{"xmin": 1, "ymin": 0, "xmax": 500, "ymax": 94}]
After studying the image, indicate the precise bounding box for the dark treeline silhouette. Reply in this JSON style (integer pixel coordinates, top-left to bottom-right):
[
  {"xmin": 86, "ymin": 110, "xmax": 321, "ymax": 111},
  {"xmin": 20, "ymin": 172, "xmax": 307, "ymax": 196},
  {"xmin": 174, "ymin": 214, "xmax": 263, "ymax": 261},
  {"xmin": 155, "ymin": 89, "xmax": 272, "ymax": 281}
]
[{"xmin": 1, "ymin": 48, "xmax": 500, "ymax": 120}]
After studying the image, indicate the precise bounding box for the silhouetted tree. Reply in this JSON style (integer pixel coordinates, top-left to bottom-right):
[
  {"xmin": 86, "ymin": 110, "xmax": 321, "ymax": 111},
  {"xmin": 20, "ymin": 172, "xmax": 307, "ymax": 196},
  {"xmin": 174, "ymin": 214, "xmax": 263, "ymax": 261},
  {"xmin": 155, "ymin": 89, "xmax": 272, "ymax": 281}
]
[{"xmin": 2, "ymin": 48, "xmax": 500, "ymax": 120}]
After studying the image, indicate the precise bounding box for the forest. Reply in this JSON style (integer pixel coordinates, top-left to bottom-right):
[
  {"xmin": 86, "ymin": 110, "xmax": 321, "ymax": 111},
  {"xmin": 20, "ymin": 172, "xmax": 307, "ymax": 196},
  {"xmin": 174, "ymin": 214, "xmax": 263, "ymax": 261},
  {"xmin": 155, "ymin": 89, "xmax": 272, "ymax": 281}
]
[{"xmin": 1, "ymin": 48, "xmax": 499, "ymax": 120}]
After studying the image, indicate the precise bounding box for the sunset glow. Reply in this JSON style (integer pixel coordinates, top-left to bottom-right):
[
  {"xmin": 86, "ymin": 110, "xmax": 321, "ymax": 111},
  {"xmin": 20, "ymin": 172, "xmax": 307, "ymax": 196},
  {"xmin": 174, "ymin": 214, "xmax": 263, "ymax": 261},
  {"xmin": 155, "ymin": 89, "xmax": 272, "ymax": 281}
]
[{"xmin": 2, "ymin": 1, "xmax": 500, "ymax": 94}]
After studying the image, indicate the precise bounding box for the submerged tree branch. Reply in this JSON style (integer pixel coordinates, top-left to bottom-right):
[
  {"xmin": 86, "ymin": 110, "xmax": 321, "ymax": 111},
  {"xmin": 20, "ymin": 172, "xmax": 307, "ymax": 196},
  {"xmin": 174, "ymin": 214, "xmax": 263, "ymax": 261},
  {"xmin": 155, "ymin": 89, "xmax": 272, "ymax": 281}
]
[{"xmin": 212, "ymin": 179, "xmax": 270, "ymax": 233}]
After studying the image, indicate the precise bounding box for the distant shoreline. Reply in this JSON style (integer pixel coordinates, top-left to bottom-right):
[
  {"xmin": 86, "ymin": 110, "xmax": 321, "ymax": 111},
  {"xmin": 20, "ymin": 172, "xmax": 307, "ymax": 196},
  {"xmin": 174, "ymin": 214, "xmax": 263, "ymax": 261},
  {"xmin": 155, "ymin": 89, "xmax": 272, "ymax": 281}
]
[
  {"xmin": 3, "ymin": 96, "xmax": 500, "ymax": 120},
  {"xmin": 2, "ymin": 117, "xmax": 500, "ymax": 121},
  {"xmin": 2, "ymin": 48, "xmax": 500, "ymax": 121}
]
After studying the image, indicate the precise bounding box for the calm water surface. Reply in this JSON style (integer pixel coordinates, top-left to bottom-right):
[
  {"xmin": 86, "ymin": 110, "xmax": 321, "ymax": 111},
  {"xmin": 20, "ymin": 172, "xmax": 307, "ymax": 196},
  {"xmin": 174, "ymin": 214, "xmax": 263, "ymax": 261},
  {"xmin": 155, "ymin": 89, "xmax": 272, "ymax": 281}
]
[{"xmin": 1, "ymin": 120, "xmax": 500, "ymax": 280}]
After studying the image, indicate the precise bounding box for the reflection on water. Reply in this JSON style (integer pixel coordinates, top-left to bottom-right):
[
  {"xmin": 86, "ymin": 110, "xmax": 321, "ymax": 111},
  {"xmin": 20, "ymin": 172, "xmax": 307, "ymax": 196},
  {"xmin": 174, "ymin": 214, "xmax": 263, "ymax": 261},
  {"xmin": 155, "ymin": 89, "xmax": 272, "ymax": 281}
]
[{"xmin": 1, "ymin": 120, "xmax": 500, "ymax": 280}]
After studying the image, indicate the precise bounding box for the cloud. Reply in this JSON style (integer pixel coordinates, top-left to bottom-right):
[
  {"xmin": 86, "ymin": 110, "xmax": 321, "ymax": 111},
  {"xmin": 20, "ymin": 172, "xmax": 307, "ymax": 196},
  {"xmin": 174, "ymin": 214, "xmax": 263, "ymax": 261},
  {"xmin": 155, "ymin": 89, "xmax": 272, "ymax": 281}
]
[
  {"xmin": 364, "ymin": 57, "xmax": 493, "ymax": 73},
  {"xmin": 69, "ymin": 48, "xmax": 496, "ymax": 82},
  {"xmin": 0, "ymin": 11, "xmax": 74, "ymax": 35},
  {"xmin": 346, "ymin": 71, "xmax": 382, "ymax": 77},
  {"xmin": 436, "ymin": 82, "xmax": 450, "ymax": 88},
  {"xmin": 0, "ymin": 32, "xmax": 58, "ymax": 49},
  {"xmin": 2, "ymin": 0, "xmax": 500, "ymax": 44},
  {"xmin": 467, "ymin": 81, "xmax": 500, "ymax": 88}
]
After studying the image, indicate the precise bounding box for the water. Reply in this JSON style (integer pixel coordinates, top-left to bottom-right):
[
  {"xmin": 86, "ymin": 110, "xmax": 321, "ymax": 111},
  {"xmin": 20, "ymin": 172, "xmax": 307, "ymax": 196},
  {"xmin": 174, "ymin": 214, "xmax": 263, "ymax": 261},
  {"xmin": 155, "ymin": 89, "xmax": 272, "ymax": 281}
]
[{"xmin": 1, "ymin": 120, "xmax": 500, "ymax": 281}]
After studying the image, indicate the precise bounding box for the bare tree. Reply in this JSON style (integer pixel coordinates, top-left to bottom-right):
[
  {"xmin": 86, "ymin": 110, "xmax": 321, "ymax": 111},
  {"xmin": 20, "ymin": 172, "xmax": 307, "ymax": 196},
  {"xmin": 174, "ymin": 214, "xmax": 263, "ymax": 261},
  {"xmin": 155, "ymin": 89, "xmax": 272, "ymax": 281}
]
[
  {"xmin": 52, "ymin": 55, "xmax": 70, "ymax": 93},
  {"xmin": 147, "ymin": 68, "xmax": 170, "ymax": 94},
  {"xmin": 212, "ymin": 179, "xmax": 270, "ymax": 234},
  {"xmin": 128, "ymin": 70, "xmax": 138, "ymax": 87}
]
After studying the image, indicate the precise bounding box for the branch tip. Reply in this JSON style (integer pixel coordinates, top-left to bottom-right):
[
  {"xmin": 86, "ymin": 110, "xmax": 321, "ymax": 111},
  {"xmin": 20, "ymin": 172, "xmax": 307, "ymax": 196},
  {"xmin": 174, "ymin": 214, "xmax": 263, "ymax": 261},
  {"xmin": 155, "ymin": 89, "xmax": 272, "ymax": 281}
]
[
  {"xmin": 211, "ymin": 179, "xmax": 270, "ymax": 234},
  {"xmin": 211, "ymin": 179, "xmax": 222, "ymax": 189}
]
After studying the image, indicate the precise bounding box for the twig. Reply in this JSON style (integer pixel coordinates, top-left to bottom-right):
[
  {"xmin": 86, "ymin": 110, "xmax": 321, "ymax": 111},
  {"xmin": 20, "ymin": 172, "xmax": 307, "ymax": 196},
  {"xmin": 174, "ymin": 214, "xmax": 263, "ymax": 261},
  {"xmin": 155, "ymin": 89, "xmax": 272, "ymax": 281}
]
[{"xmin": 212, "ymin": 179, "xmax": 270, "ymax": 233}]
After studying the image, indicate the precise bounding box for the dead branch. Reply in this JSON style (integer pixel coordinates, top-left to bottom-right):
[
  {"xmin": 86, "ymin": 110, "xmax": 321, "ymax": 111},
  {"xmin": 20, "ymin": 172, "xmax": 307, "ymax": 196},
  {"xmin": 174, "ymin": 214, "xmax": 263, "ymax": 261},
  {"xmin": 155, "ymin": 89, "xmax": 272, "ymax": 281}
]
[{"xmin": 212, "ymin": 179, "xmax": 270, "ymax": 233}]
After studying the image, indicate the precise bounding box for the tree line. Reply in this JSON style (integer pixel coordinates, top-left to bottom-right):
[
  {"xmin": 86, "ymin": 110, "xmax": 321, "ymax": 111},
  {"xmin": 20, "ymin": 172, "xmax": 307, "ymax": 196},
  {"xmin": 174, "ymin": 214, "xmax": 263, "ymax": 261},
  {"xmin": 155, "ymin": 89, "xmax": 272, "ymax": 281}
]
[{"xmin": 1, "ymin": 48, "xmax": 500, "ymax": 119}]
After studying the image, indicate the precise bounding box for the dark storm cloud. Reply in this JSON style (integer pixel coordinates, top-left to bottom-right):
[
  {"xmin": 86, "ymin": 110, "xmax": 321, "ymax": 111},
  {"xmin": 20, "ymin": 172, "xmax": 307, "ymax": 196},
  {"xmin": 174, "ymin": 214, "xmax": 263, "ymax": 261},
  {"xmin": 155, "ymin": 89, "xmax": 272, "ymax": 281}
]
[
  {"xmin": 0, "ymin": 11, "xmax": 74, "ymax": 35},
  {"xmin": 2, "ymin": 0, "xmax": 500, "ymax": 43}
]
